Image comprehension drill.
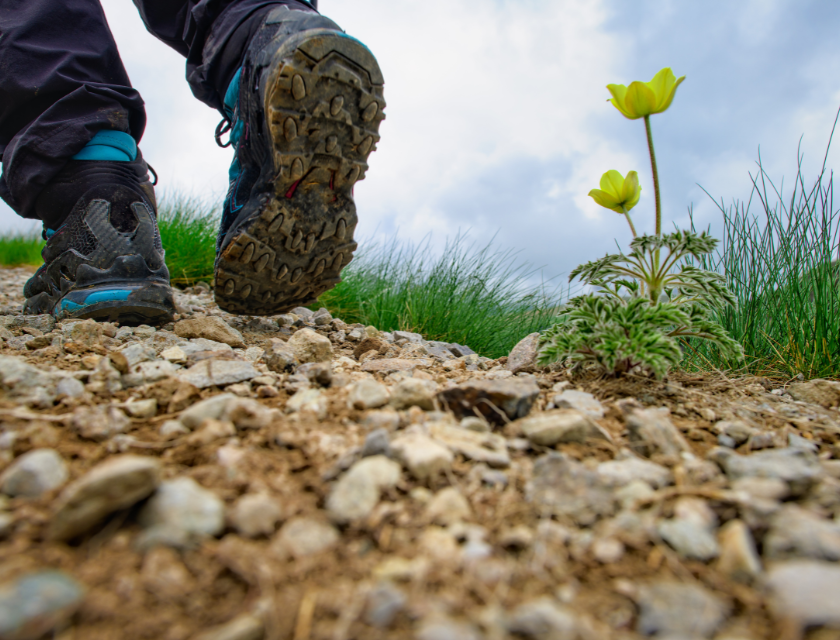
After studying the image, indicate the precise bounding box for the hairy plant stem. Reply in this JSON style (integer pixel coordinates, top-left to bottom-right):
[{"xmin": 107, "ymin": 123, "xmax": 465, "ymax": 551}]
[
  {"xmin": 621, "ymin": 205, "xmax": 638, "ymax": 238},
  {"xmin": 644, "ymin": 114, "xmax": 663, "ymax": 289},
  {"xmin": 644, "ymin": 115, "xmax": 662, "ymax": 237}
]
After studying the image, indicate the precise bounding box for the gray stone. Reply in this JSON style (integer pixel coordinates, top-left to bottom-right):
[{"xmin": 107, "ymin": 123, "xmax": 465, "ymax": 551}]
[
  {"xmin": 365, "ymin": 581, "xmax": 406, "ymax": 628},
  {"xmin": 285, "ymin": 388, "xmax": 327, "ymax": 419},
  {"xmin": 296, "ymin": 362, "xmax": 332, "ymax": 387},
  {"xmin": 0, "ymin": 571, "xmax": 85, "ymax": 640},
  {"xmin": 139, "ymin": 477, "xmax": 225, "ymax": 537},
  {"xmin": 55, "ymin": 376, "xmax": 85, "ymax": 399},
  {"xmin": 174, "ymin": 317, "xmax": 245, "ymax": 348},
  {"xmin": 709, "ymin": 447, "xmax": 822, "ymax": 496},
  {"xmin": 275, "ymin": 517, "xmax": 339, "ymax": 558},
  {"xmin": 658, "ymin": 518, "xmax": 720, "ymax": 561},
  {"xmin": 437, "ymin": 378, "xmax": 540, "ymax": 425},
  {"xmin": 428, "ymin": 421, "xmax": 510, "ymax": 468},
  {"xmin": 506, "ymin": 332, "xmax": 541, "ymax": 374},
  {"xmin": 362, "ymin": 410, "xmax": 401, "ymax": 432},
  {"xmin": 122, "ymin": 360, "xmax": 180, "ymax": 387},
  {"xmin": 416, "ymin": 616, "xmax": 482, "ymax": 640},
  {"xmin": 552, "ymin": 390, "xmax": 605, "ymax": 419},
  {"xmin": 764, "ymin": 504, "xmax": 840, "ymax": 560},
  {"xmin": 361, "ymin": 358, "xmax": 432, "ymax": 373},
  {"xmin": 180, "ymin": 393, "xmax": 237, "ymax": 429},
  {"xmin": 0, "ymin": 355, "xmax": 59, "ymax": 407},
  {"xmin": 393, "ymin": 331, "xmax": 424, "ymax": 344},
  {"xmin": 348, "ymin": 378, "xmax": 390, "ymax": 410},
  {"xmin": 0, "ymin": 449, "xmax": 68, "ymax": 498},
  {"xmin": 193, "ymin": 614, "xmax": 264, "ymax": 640},
  {"xmin": 178, "ymin": 338, "xmax": 233, "ymax": 356},
  {"xmin": 124, "ymin": 398, "xmax": 158, "ymax": 419},
  {"xmin": 361, "ymin": 429, "xmax": 391, "ymax": 458},
  {"xmin": 765, "ymin": 560, "xmax": 840, "ymax": 627},
  {"xmin": 63, "ymin": 319, "xmax": 103, "ymax": 347},
  {"xmin": 597, "ymin": 451, "xmax": 673, "ymax": 489},
  {"xmin": 506, "ymin": 597, "xmax": 579, "ymax": 639},
  {"xmin": 390, "ymin": 433, "xmax": 453, "ymax": 482},
  {"xmin": 788, "ymin": 433, "xmax": 819, "ymax": 453},
  {"xmin": 264, "ymin": 340, "xmax": 298, "ymax": 373},
  {"xmin": 109, "ymin": 343, "xmax": 156, "ymax": 373},
  {"xmin": 50, "ymin": 455, "xmax": 161, "ymax": 541},
  {"xmin": 515, "ymin": 409, "xmax": 610, "ymax": 446},
  {"xmin": 0, "ymin": 314, "xmax": 56, "ymax": 334},
  {"xmin": 389, "ymin": 378, "xmax": 438, "ymax": 411},
  {"xmin": 178, "ymin": 359, "xmax": 259, "ymax": 389},
  {"xmin": 71, "ymin": 405, "xmax": 130, "ymax": 441},
  {"xmin": 636, "ymin": 581, "xmax": 729, "ymax": 638},
  {"xmin": 424, "ymin": 487, "xmax": 472, "ymax": 525},
  {"xmin": 460, "ymin": 416, "xmax": 489, "ymax": 432},
  {"xmin": 288, "ymin": 328, "xmax": 333, "ymax": 363},
  {"xmin": 527, "ymin": 453, "xmax": 614, "ymax": 525},
  {"xmin": 229, "ymin": 493, "xmax": 282, "ymax": 538},
  {"xmin": 787, "ymin": 379, "xmax": 840, "ymax": 408},
  {"xmin": 626, "ymin": 407, "xmax": 691, "ymax": 462},
  {"xmin": 714, "ymin": 420, "xmax": 756, "ymax": 446},
  {"xmin": 717, "ymin": 520, "xmax": 762, "ymax": 582},
  {"xmin": 326, "ymin": 455, "xmax": 401, "ymax": 524},
  {"xmin": 313, "ymin": 307, "xmax": 333, "ymax": 325},
  {"xmin": 291, "ymin": 307, "xmax": 314, "ymax": 319}
]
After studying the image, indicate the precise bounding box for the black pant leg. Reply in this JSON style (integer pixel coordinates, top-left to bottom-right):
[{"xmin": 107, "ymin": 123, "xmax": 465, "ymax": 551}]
[
  {"xmin": 132, "ymin": 0, "xmax": 317, "ymax": 112},
  {"xmin": 0, "ymin": 0, "xmax": 146, "ymax": 218}
]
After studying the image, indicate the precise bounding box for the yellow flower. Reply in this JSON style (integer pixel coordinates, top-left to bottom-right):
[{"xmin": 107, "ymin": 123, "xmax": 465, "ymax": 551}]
[
  {"xmin": 588, "ymin": 170, "xmax": 641, "ymax": 213},
  {"xmin": 606, "ymin": 68, "xmax": 685, "ymax": 120}
]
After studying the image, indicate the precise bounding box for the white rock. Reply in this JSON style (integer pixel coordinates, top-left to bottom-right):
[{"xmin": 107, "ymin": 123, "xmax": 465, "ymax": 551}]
[
  {"xmin": 71, "ymin": 405, "xmax": 130, "ymax": 441},
  {"xmin": 124, "ymin": 398, "xmax": 158, "ymax": 419},
  {"xmin": 0, "ymin": 449, "xmax": 68, "ymax": 497},
  {"xmin": 122, "ymin": 360, "xmax": 180, "ymax": 387},
  {"xmin": 288, "ymin": 328, "xmax": 333, "ymax": 363},
  {"xmin": 716, "ymin": 520, "xmax": 761, "ymax": 582},
  {"xmin": 229, "ymin": 493, "xmax": 282, "ymax": 538},
  {"xmin": 552, "ymin": 389, "xmax": 605, "ymax": 418},
  {"xmin": 178, "ymin": 360, "xmax": 259, "ymax": 389},
  {"xmin": 180, "ymin": 394, "xmax": 237, "ymax": 430},
  {"xmin": 49, "ymin": 455, "xmax": 161, "ymax": 541},
  {"xmin": 390, "ymin": 433, "xmax": 453, "ymax": 482},
  {"xmin": 389, "ymin": 378, "xmax": 438, "ymax": 411},
  {"xmin": 174, "ymin": 317, "xmax": 245, "ymax": 348},
  {"xmin": 274, "ymin": 517, "xmax": 340, "ymax": 558},
  {"xmin": 55, "ymin": 376, "xmax": 85, "ymax": 399},
  {"xmin": 517, "ymin": 409, "xmax": 610, "ymax": 446},
  {"xmin": 347, "ymin": 378, "xmax": 390, "ymax": 410},
  {"xmin": 765, "ymin": 560, "xmax": 840, "ymax": 627},
  {"xmin": 597, "ymin": 450, "xmax": 673, "ymax": 489},
  {"xmin": 424, "ymin": 487, "xmax": 472, "ymax": 525},
  {"xmin": 326, "ymin": 455, "xmax": 401, "ymax": 524},
  {"xmin": 139, "ymin": 477, "xmax": 225, "ymax": 537},
  {"xmin": 286, "ymin": 388, "xmax": 328, "ymax": 418}
]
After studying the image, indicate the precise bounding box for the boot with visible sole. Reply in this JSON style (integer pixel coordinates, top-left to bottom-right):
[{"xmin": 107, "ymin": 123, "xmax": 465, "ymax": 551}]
[
  {"xmin": 23, "ymin": 160, "xmax": 175, "ymax": 325},
  {"xmin": 214, "ymin": 5, "xmax": 385, "ymax": 315}
]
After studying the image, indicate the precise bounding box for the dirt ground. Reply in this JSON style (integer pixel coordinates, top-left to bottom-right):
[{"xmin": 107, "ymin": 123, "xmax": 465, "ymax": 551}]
[{"xmin": 0, "ymin": 267, "xmax": 838, "ymax": 640}]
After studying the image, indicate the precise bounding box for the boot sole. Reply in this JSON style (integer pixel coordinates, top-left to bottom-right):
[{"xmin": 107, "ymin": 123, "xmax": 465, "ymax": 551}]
[{"xmin": 214, "ymin": 31, "xmax": 385, "ymax": 315}]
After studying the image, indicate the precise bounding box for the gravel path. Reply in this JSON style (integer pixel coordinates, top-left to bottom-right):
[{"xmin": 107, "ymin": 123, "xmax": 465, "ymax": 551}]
[{"xmin": 0, "ymin": 266, "xmax": 838, "ymax": 640}]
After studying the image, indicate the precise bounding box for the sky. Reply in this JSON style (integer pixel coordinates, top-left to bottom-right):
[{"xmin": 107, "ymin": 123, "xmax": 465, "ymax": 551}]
[{"xmin": 2, "ymin": 0, "xmax": 840, "ymax": 284}]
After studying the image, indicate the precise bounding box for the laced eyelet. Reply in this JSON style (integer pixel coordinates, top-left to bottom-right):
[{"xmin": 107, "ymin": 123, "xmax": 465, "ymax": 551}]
[{"xmin": 215, "ymin": 118, "xmax": 233, "ymax": 148}]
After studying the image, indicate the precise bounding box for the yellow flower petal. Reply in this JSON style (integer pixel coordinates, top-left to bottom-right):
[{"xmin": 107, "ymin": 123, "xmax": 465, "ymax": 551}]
[
  {"xmin": 624, "ymin": 81, "xmax": 657, "ymax": 119},
  {"xmin": 655, "ymin": 74, "xmax": 685, "ymax": 113},
  {"xmin": 601, "ymin": 170, "xmax": 625, "ymax": 198},
  {"xmin": 588, "ymin": 188, "xmax": 622, "ymax": 213},
  {"xmin": 606, "ymin": 83, "xmax": 637, "ymax": 119},
  {"xmin": 622, "ymin": 171, "xmax": 642, "ymax": 210}
]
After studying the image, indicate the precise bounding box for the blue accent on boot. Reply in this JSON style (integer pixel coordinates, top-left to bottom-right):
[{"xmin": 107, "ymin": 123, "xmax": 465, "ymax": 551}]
[
  {"xmin": 56, "ymin": 288, "xmax": 132, "ymax": 313},
  {"xmin": 72, "ymin": 131, "xmax": 137, "ymax": 162},
  {"xmin": 223, "ymin": 68, "xmax": 247, "ymax": 213},
  {"xmin": 45, "ymin": 228, "xmax": 56, "ymax": 239}
]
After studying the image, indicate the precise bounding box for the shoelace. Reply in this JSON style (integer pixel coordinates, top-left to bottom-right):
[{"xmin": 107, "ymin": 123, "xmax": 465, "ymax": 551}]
[{"xmin": 215, "ymin": 117, "xmax": 233, "ymax": 148}]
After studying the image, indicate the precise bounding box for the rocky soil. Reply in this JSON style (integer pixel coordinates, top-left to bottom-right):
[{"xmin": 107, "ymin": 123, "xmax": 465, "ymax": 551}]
[{"xmin": 0, "ymin": 266, "xmax": 838, "ymax": 640}]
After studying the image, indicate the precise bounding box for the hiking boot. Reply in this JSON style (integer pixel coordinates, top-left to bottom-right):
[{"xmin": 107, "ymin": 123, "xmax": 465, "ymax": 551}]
[
  {"xmin": 214, "ymin": 5, "xmax": 385, "ymax": 314},
  {"xmin": 23, "ymin": 158, "xmax": 175, "ymax": 324}
]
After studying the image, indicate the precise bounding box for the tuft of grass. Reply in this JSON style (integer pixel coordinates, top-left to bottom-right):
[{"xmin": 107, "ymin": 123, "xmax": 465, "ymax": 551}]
[
  {"xmin": 316, "ymin": 233, "xmax": 567, "ymax": 359},
  {"xmin": 0, "ymin": 230, "xmax": 45, "ymax": 267},
  {"xmin": 685, "ymin": 112, "xmax": 840, "ymax": 379},
  {"xmin": 157, "ymin": 196, "xmax": 219, "ymax": 287}
]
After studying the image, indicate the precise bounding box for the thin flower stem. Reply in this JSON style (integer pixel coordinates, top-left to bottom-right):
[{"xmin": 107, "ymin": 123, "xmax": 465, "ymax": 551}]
[
  {"xmin": 644, "ymin": 115, "xmax": 662, "ymax": 237},
  {"xmin": 621, "ymin": 205, "xmax": 638, "ymax": 238}
]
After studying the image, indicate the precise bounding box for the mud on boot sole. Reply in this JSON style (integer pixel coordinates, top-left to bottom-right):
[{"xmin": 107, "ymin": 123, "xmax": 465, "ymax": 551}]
[{"xmin": 214, "ymin": 31, "xmax": 385, "ymax": 315}]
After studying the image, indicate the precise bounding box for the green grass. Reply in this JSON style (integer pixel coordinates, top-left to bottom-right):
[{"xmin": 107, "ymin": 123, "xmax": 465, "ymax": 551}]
[
  {"xmin": 0, "ymin": 230, "xmax": 45, "ymax": 267},
  {"xmin": 316, "ymin": 233, "xmax": 568, "ymax": 359},
  {"xmin": 685, "ymin": 114, "xmax": 840, "ymax": 379},
  {"xmin": 157, "ymin": 195, "xmax": 219, "ymax": 286}
]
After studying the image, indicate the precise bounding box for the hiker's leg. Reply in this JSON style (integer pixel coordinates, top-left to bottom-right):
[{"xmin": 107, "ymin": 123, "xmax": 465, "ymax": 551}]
[
  {"xmin": 132, "ymin": 0, "xmax": 319, "ymax": 112},
  {"xmin": 0, "ymin": 0, "xmax": 146, "ymax": 219},
  {"xmin": 0, "ymin": 0, "xmax": 173, "ymax": 323}
]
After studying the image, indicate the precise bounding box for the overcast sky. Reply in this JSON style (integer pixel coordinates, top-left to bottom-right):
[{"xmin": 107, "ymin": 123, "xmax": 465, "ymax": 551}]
[{"xmin": 2, "ymin": 0, "xmax": 839, "ymax": 283}]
